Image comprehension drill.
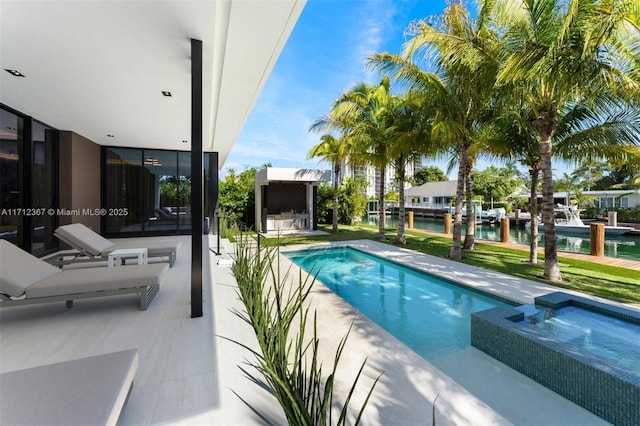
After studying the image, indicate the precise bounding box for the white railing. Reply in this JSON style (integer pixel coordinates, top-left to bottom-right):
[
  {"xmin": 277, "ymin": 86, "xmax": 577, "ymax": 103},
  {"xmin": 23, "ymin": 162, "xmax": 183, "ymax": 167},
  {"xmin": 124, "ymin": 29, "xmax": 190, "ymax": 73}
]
[{"xmin": 401, "ymin": 202, "xmax": 451, "ymax": 209}]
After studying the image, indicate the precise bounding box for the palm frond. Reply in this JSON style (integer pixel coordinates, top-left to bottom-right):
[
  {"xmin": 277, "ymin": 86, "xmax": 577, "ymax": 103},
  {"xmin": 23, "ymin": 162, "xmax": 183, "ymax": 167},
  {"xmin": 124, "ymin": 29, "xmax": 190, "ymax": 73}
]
[{"xmin": 555, "ymin": 103, "xmax": 640, "ymax": 162}]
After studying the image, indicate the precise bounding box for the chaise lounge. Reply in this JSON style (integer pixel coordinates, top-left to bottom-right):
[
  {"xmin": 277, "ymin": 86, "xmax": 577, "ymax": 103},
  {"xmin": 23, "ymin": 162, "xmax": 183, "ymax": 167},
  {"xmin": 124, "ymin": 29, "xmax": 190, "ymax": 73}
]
[
  {"xmin": 1, "ymin": 349, "xmax": 139, "ymax": 426},
  {"xmin": 0, "ymin": 240, "xmax": 167, "ymax": 310},
  {"xmin": 50, "ymin": 223, "xmax": 179, "ymax": 268}
]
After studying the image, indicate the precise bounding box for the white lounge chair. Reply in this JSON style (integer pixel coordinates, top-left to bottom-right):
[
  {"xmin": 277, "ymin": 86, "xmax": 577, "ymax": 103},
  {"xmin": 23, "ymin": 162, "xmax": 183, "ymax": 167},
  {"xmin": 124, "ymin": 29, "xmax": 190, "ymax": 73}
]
[
  {"xmin": 0, "ymin": 240, "xmax": 167, "ymax": 310},
  {"xmin": 1, "ymin": 349, "xmax": 138, "ymax": 426},
  {"xmin": 51, "ymin": 223, "xmax": 178, "ymax": 267}
]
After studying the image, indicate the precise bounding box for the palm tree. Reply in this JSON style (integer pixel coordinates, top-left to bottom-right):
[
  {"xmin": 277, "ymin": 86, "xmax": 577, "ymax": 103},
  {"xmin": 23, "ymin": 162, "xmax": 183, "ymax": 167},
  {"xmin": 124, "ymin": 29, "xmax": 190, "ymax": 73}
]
[
  {"xmin": 572, "ymin": 159, "xmax": 605, "ymax": 192},
  {"xmin": 370, "ymin": 1, "xmax": 501, "ymax": 259},
  {"xmin": 307, "ymin": 134, "xmax": 349, "ymax": 232},
  {"xmin": 326, "ymin": 77, "xmax": 399, "ymax": 241},
  {"xmin": 489, "ymin": 0, "xmax": 640, "ymax": 282},
  {"xmin": 387, "ymin": 91, "xmax": 434, "ymax": 244},
  {"xmin": 489, "ymin": 93, "xmax": 640, "ymax": 264},
  {"xmin": 554, "ymin": 172, "xmax": 583, "ymax": 202}
]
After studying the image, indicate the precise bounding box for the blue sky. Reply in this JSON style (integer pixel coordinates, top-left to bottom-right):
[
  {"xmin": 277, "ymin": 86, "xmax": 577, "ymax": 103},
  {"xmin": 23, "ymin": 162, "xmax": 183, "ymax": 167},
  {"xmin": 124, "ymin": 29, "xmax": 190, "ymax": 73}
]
[
  {"xmin": 224, "ymin": 0, "xmax": 450, "ymax": 176},
  {"xmin": 224, "ymin": 0, "xmax": 568, "ymax": 179}
]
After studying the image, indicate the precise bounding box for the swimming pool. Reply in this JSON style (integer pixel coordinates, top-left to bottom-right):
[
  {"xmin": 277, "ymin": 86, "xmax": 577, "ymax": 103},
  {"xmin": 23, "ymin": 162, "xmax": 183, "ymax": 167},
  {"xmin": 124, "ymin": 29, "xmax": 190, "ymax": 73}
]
[{"xmin": 285, "ymin": 246, "xmax": 512, "ymax": 360}]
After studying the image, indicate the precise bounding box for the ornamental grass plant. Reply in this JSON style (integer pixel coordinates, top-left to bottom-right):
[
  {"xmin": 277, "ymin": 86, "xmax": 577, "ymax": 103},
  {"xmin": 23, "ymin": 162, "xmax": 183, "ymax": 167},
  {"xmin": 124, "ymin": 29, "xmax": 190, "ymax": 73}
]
[{"xmin": 230, "ymin": 232, "xmax": 379, "ymax": 425}]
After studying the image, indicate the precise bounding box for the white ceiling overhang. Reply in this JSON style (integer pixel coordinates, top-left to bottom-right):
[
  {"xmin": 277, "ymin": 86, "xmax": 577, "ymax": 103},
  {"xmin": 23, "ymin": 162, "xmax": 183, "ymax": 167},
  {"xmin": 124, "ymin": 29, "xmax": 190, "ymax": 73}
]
[{"xmin": 0, "ymin": 0, "xmax": 305, "ymax": 168}]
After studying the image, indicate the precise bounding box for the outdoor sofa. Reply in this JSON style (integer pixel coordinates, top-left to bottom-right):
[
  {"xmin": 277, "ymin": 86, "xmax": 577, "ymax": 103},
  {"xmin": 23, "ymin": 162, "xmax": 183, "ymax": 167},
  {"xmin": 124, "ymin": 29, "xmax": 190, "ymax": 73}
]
[
  {"xmin": 50, "ymin": 223, "xmax": 179, "ymax": 267},
  {"xmin": 0, "ymin": 240, "xmax": 167, "ymax": 310},
  {"xmin": 0, "ymin": 349, "xmax": 138, "ymax": 426}
]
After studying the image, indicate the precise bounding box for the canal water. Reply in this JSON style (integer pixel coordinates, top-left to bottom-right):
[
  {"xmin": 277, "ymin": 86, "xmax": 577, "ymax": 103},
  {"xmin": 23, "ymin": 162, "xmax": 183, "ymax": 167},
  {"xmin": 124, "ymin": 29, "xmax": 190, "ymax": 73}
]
[{"xmin": 369, "ymin": 215, "xmax": 640, "ymax": 262}]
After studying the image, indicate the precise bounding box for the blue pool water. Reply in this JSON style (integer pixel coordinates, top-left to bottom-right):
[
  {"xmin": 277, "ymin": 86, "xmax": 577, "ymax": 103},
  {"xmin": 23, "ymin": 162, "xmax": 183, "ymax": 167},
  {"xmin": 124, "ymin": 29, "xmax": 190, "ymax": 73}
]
[
  {"xmin": 516, "ymin": 305, "xmax": 640, "ymax": 374},
  {"xmin": 285, "ymin": 246, "xmax": 511, "ymax": 360}
]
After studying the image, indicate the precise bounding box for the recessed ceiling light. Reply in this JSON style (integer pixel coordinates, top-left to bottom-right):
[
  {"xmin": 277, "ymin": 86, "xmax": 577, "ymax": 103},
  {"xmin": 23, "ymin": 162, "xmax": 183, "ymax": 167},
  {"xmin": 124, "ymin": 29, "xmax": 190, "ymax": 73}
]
[
  {"xmin": 161, "ymin": 91, "xmax": 172, "ymax": 97},
  {"xmin": 107, "ymin": 134, "xmax": 115, "ymax": 138},
  {"xmin": 4, "ymin": 69, "xmax": 25, "ymax": 77}
]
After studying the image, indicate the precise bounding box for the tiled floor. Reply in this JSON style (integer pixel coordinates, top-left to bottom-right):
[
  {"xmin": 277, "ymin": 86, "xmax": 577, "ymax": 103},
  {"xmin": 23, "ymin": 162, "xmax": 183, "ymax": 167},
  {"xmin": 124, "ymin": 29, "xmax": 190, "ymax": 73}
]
[
  {"xmin": 2, "ymin": 236, "xmax": 632, "ymax": 424},
  {"xmin": 0, "ymin": 236, "xmax": 285, "ymax": 425}
]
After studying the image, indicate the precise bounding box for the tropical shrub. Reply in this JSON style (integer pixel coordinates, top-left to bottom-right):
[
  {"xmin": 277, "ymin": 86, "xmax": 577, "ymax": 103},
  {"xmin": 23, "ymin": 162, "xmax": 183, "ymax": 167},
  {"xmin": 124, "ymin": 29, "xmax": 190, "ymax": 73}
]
[
  {"xmin": 229, "ymin": 233, "xmax": 379, "ymax": 425},
  {"xmin": 338, "ymin": 176, "xmax": 368, "ymax": 225},
  {"xmin": 315, "ymin": 182, "xmax": 333, "ymax": 224},
  {"xmin": 219, "ymin": 165, "xmax": 269, "ymax": 227},
  {"xmin": 609, "ymin": 208, "xmax": 640, "ymax": 223}
]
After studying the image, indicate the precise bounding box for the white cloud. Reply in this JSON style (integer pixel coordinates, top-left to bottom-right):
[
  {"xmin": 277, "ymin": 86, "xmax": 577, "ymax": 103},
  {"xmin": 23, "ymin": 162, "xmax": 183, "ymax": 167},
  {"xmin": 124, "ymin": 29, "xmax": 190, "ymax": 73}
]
[
  {"xmin": 345, "ymin": 0, "xmax": 399, "ymax": 84},
  {"xmin": 225, "ymin": 0, "xmax": 405, "ymax": 174}
]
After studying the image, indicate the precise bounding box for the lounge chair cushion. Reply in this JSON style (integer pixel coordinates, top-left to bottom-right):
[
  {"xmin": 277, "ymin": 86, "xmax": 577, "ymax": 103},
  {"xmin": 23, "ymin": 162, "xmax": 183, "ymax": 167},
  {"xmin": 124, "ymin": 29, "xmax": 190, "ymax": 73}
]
[
  {"xmin": 55, "ymin": 223, "xmax": 179, "ymax": 259},
  {"xmin": 26, "ymin": 263, "xmax": 168, "ymax": 298},
  {"xmin": 0, "ymin": 349, "xmax": 138, "ymax": 426},
  {"xmin": 0, "ymin": 240, "xmax": 61, "ymax": 297},
  {"xmin": 55, "ymin": 223, "xmax": 115, "ymax": 256}
]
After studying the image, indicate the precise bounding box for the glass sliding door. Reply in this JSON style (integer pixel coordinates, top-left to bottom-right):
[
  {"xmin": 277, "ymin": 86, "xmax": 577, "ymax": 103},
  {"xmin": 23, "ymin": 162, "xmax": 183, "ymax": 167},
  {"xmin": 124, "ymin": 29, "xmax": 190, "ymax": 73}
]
[
  {"xmin": 0, "ymin": 109, "xmax": 22, "ymax": 246},
  {"xmin": 104, "ymin": 148, "xmax": 144, "ymax": 234},
  {"xmin": 144, "ymin": 150, "xmax": 178, "ymax": 233},
  {"xmin": 0, "ymin": 106, "xmax": 58, "ymax": 255},
  {"xmin": 103, "ymin": 147, "xmax": 202, "ymax": 237},
  {"xmin": 177, "ymin": 151, "xmax": 192, "ymax": 232},
  {"xmin": 31, "ymin": 121, "xmax": 57, "ymax": 255}
]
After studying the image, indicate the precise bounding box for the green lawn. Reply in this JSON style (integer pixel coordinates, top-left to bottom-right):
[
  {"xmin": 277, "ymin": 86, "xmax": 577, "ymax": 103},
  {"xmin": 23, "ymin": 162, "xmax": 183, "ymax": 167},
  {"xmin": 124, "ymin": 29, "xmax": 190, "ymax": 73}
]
[{"xmin": 260, "ymin": 224, "xmax": 640, "ymax": 306}]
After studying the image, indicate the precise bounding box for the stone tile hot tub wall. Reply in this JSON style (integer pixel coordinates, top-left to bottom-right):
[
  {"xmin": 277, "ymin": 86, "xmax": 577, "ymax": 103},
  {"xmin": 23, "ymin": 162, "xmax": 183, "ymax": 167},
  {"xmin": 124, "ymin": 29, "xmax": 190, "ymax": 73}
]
[{"xmin": 471, "ymin": 292, "xmax": 639, "ymax": 426}]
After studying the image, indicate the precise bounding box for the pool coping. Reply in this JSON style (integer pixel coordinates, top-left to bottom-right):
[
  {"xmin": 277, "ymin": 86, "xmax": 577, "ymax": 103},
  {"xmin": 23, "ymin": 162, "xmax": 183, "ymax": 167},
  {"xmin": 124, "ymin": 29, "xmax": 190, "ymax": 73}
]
[{"xmin": 277, "ymin": 239, "xmax": 637, "ymax": 425}]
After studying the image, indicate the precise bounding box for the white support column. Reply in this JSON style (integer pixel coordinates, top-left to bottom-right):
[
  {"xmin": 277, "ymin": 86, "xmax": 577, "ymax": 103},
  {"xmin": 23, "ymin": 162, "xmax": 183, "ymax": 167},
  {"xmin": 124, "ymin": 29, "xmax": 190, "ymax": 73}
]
[
  {"xmin": 307, "ymin": 183, "xmax": 313, "ymax": 230},
  {"xmin": 255, "ymin": 182, "xmax": 263, "ymax": 232}
]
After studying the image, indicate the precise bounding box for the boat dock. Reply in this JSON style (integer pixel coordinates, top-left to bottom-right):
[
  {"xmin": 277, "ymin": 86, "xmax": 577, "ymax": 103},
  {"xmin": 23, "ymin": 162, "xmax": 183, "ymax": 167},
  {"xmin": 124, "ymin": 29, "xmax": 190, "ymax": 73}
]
[
  {"xmin": 385, "ymin": 206, "xmax": 532, "ymax": 226},
  {"xmin": 387, "ymin": 206, "xmax": 450, "ymax": 219},
  {"xmin": 405, "ymin": 226, "xmax": 640, "ymax": 271}
]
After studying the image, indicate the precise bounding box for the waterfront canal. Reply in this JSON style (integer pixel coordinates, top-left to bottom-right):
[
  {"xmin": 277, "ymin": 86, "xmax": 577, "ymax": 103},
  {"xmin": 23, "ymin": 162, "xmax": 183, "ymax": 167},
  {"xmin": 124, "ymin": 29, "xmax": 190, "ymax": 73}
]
[{"xmin": 370, "ymin": 215, "xmax": 640, "ymax": 262}]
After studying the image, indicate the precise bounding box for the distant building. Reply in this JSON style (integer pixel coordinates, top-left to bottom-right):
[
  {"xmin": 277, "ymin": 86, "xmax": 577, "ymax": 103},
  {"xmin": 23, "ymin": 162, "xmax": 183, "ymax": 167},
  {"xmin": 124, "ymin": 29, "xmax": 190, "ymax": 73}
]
[
  {"xmin": 404, "ymin": 182, "xmax": 640, "ymax": 210},
  {"xmin": 343, "ymin": 161, "xmax": 417, "ymax": 199},
  {"xmin": 405, "ymin": 180, "xmax": 457, "ymax": 208},
  {"xmin": 554, "ymin": 190, "xmax": 640, "ymax": 209}
]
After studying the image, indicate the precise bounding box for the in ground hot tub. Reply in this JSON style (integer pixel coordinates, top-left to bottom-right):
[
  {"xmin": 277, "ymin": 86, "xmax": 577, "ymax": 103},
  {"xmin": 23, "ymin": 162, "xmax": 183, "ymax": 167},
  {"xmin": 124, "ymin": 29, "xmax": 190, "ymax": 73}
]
[{"xmin": 471, "ymin": 292, "xmax": 639, "ymax": 426}]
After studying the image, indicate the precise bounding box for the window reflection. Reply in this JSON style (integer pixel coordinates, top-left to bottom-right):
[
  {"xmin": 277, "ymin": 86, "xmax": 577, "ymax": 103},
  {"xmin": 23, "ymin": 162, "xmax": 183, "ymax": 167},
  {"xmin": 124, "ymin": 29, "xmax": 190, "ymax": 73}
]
[
  {"xmin": 31, "ymin": 121, "xmax": 57, "ymax": 255},
  {"xmin": 103, "ymin": 148, "xmax": 201, "ymax": 236},
  {"xmin": 177, "ymin": 151, "xmax": 192, "ymax": 231},
  {"xmin": 0, "ymin": 109, "xmax": 21, "ymax": 246},
  {"xmin": 145, "ymin": 150, "xmax": 179, "ymax": 232},
  {"xmin": 0, "ymin": 110, "xmax": 58, "ymax": 254},
  {"xmin": 104, "ymin": 148, "xmax": 143, "ymax": 233}
]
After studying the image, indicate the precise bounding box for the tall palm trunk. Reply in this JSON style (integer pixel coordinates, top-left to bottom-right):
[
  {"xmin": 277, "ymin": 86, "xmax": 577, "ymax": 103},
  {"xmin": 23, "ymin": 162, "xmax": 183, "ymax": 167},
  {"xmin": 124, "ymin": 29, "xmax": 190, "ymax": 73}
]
[
  {"xmin": 528, "ymin": 165, "xmax": 540, "ymax": 264},
  {"xmin": 450, "ymin": 147, "xmax": 468, "ymax": 260},
  {"xmin": 463, "ymin": 159, "xmax": 475, "ymax": 250},
  {"xmin": 332, "ymin": 163, "xmax": 340, "ymax": 232},
  {"xmin": 396, "ymin": 159, "xmax": 407, "ymax": 245},
  {"xmin": 378, "ymin": 165, "xmax": 386, "ymax": 240},
  {"xmin": 535, "ymin": 114, "xmax": 562, "ymax": 282}
]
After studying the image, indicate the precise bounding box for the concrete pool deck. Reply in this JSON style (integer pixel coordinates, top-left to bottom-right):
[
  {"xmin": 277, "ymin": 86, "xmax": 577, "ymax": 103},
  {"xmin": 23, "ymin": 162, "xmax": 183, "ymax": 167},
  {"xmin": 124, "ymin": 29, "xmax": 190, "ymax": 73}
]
[
  {"xmin": 1, "ymin": 236, "xmax": 634, "ymax": 424},
  {"xmin": 278, "ymin": 239, "xmax": 638, "ymax": 425}
]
